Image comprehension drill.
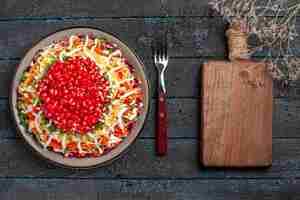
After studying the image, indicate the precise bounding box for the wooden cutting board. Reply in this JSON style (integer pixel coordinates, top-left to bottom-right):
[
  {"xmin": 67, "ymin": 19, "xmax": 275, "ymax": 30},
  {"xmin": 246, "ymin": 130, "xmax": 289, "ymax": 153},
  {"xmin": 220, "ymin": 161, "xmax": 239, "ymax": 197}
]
[{"xmin": 201, "ymin": 60, "xmax": 273, "ymax": 167}]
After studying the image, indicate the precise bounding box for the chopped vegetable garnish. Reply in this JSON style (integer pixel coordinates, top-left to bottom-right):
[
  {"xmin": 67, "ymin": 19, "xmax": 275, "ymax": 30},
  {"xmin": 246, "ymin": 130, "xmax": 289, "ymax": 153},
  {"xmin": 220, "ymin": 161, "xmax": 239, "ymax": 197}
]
[
  {"xmin": 32, "ymin": 98, "xmax": 41, "ymax": 106},
  {"xmin": 16, "ymin": 34, "xmax": 143, "ymax": 158}
]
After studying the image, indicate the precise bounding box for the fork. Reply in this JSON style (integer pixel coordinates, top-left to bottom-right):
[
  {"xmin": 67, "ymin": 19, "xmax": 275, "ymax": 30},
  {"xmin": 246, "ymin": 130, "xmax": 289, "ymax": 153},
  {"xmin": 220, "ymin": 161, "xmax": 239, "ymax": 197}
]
[{"xmin": 153, "ymin": 38, "xmax": 168, "ymax": 156}]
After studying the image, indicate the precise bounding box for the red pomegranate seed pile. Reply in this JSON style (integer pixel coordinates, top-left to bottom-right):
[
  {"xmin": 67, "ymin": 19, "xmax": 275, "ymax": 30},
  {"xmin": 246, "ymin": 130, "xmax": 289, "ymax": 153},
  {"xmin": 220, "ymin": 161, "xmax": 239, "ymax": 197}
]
[{"xmin": 37, "ymin": 57, "xmax": 110, "ymax": 134}]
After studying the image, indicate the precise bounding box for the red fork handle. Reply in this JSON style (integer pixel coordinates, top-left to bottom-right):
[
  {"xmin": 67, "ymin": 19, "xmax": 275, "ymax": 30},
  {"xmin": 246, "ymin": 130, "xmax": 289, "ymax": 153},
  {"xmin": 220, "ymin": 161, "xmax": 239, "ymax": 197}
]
[{"xmin": 156, "ymin": 91, "xmax": 168, "ymax": 156}]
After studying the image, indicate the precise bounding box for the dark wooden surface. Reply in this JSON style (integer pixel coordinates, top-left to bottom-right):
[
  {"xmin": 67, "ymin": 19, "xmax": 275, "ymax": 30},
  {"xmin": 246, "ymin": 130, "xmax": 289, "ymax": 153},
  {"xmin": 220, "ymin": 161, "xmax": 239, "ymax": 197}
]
[{"xmin": 1, "ymin": 1, "xmax": 300, "ymax": 199}]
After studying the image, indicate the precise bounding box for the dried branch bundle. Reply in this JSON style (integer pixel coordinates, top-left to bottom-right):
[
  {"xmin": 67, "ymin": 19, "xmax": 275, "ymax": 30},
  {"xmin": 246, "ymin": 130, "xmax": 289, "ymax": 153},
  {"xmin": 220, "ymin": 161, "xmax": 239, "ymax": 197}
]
[{"xmin": 210, "ymin": 0, "xmax": 300, "ymax": 82}]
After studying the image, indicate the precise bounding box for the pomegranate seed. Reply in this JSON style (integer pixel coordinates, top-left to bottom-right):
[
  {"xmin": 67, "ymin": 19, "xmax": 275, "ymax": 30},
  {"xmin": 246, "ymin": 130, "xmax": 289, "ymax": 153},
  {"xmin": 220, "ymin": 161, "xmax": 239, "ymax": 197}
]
[{"xmin": 37, "ymin": 57, "xmax": 110, "ymax": 134}]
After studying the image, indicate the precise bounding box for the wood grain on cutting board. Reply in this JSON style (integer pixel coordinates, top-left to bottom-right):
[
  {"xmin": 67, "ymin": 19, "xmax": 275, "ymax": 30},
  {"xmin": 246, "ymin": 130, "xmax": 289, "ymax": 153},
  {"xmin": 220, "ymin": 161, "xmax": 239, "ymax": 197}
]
[{"xmin": 201, "ymin": 60, "xmax": 273, "ymax": 167}]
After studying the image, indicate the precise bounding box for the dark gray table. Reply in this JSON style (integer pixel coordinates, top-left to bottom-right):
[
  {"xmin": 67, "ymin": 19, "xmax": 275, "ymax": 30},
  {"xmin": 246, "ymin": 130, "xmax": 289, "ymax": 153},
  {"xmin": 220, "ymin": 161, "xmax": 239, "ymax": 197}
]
[{"xmin": 1, "ymin": 1, "xmax": 300, "ymax": 199}]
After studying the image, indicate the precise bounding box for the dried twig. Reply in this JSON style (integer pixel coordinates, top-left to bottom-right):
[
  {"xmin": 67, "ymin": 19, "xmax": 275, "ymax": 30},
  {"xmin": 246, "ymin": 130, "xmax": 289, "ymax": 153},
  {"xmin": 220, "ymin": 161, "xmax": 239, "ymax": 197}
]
[{"xmin": 210, "ymin": 0, "xmax": 300, "ymax": 82}]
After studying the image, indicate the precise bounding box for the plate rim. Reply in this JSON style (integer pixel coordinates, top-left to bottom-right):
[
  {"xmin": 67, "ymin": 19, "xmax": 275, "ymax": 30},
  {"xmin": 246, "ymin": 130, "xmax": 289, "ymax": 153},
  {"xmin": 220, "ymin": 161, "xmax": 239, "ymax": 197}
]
[{"xmin": 9, "ymin": 26, "xmax": 150, "ymax": 169}]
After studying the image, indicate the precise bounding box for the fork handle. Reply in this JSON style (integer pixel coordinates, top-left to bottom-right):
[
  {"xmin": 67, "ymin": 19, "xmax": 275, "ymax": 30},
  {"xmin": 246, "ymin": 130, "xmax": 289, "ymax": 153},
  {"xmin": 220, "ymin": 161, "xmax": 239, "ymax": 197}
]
[{"xmin": 156, "ymin": 89, "xmax": 168, "ymax": 156}]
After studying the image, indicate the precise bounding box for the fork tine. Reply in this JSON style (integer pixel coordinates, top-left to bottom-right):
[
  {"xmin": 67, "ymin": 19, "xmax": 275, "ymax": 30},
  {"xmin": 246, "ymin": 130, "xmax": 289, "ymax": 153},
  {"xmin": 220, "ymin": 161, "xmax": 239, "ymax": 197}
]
[
  {"xmin": 153, "ymin": 36, "xmax": 168, "ymax": 66},
  {"xmin": 157, "ymin": 44, "xmax": 161, "ymax": 62},
  {"xmin": 152, "ymin": 39, "xmax": 157, "ymax": 63},
  {"xmin": 163, "ymin": 35, "xmax": 168, "ymax": 64},
  {"xmin": 156, "ymin": 40, "xmax": 160, "ymax": 62},
  {"xmin": 154, "ymin": 52, "xmax": 158, "ymax": 63},
  {"xmin": 163, "ymin": 41, "xmax": 166, "ymax": 60}
]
